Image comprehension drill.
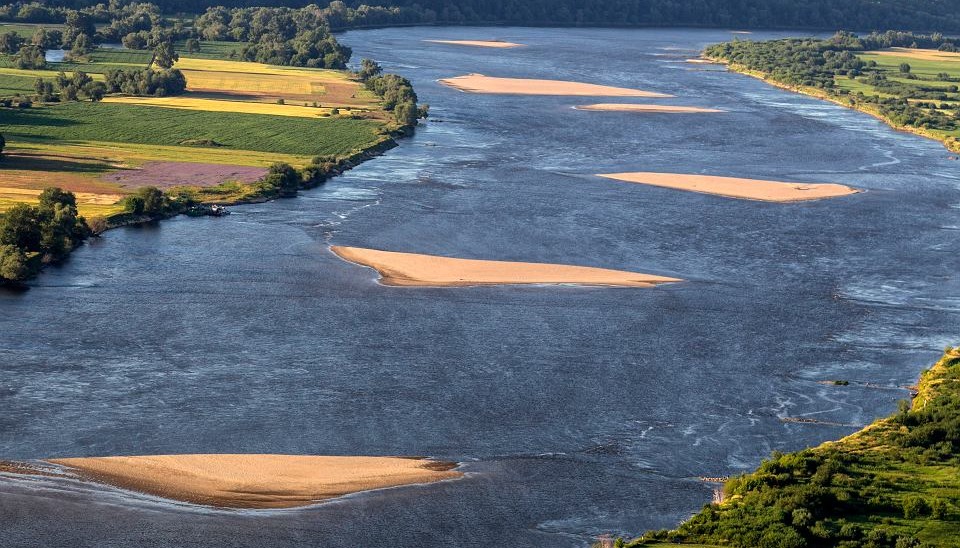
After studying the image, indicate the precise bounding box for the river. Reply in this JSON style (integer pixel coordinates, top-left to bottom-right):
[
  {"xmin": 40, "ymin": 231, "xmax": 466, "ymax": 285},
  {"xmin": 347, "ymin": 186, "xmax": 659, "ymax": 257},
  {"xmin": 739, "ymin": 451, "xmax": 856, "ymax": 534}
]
[{"xmin": 2, "ymin": 27, "xmax": 959, "ymax": 547}]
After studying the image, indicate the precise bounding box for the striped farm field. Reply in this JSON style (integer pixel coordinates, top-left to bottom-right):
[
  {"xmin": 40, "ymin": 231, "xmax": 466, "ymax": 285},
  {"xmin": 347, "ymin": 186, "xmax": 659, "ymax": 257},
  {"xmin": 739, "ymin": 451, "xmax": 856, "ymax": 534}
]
[
  {"xmin": 101, "ymin": 96, "xmax": 368, "ymax": 118},
  {"xmin": 0, "ymin": 101, "xmax": 386, "ymax": 156}
]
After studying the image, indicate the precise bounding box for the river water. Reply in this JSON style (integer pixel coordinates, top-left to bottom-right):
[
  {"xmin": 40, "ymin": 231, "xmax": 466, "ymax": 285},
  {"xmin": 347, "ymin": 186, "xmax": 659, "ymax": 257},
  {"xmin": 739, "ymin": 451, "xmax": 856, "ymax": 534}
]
[{"xmin": 2, "ymin": 27, "xmax": 959, "ymax": 547}]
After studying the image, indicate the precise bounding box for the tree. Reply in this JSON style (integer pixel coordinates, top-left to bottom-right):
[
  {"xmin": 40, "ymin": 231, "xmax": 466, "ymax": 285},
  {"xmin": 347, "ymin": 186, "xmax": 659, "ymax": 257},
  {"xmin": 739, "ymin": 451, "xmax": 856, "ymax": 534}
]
[
  {"xmin": 81, "ymin": 81, "xmax": 106, "ymax": 101},
  {"xmin": 153, "ymin": 41, "xmax": 179, "ymax": 69},
  {"xmin": 0, "ymin": 204, "xmax": 41, "ymax": 251},
  {"xmin": 0, "ymin": 31, "xmax": 23, "ymax": 54},
  {"xmin": 264, "ymin": 163, "xmax": 301, "ymax": 196},
  {"xmin": 15, "ymin": 45, "xmax": 47, "ymax": 69},
  {"xmin": 71, "ymin": 32, "xmax": 92, "ymax": 56},
  {"xmin": 899, "ymin": 62, "xmax": 912, "ymax": 73},
  {"xmin": 185, "ymin": 38, "xmax": 200, "ymax": 53},
  {"xmin": 358, "ymin": 58, "xmax": 382, "ymax": 81},
  {"xmin": 0, "ymin": 244, "xmax": 29, "ymax": 282}
]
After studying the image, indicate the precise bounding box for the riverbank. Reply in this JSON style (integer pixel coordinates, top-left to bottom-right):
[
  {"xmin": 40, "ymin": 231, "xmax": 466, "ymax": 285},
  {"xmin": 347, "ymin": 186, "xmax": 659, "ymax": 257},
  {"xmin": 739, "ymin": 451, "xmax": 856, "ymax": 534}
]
[
  {"xmin": 620, "ymin": 347, "xmax": 960, "ymax": 547},
  {"xmin": 703, "ymin": 55, "xmax": 960, "ymax": 155}
]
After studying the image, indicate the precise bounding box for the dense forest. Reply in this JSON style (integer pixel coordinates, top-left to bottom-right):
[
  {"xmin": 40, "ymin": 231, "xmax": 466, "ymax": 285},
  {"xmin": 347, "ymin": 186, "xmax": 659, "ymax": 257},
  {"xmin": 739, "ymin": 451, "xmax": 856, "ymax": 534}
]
[{"xmin": 3, "ymin": 0, "xmax": 960, "ymax": 32}]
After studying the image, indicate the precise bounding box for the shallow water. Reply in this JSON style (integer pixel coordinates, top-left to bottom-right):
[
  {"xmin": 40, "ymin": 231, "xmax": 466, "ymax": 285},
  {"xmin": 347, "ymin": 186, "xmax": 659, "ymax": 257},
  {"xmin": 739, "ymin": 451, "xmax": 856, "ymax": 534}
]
[{"xmin": 2, "ymin": 27, "xmax": 959, "ymax": 547}]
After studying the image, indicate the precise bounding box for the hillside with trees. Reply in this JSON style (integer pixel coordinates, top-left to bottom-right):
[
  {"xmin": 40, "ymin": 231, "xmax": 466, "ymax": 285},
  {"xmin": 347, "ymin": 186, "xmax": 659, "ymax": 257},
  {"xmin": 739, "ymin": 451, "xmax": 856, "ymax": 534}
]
[{"xmin": 4, "ymin": 0, "xmax": 960, "ymax": 33}]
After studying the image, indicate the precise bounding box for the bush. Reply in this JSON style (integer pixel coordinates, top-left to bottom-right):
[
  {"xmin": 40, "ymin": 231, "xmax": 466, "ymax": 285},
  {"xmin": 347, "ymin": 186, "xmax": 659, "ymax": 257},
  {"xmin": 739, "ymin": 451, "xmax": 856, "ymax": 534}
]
[{"xmin": 902, "ymin": 495, "xmax": 930, "ymax": 519}]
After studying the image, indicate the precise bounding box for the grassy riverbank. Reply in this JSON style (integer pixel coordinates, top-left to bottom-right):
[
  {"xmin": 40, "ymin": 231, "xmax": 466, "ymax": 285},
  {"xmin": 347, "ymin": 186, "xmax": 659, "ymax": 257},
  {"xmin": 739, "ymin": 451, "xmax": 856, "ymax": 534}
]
[
  {"xmin": 703, "ymin": 32, "xmax": 960, "ymax": 154},
  {"xmin": 614, "ymin": 348, "xmax": 960, "ymax": 548}
]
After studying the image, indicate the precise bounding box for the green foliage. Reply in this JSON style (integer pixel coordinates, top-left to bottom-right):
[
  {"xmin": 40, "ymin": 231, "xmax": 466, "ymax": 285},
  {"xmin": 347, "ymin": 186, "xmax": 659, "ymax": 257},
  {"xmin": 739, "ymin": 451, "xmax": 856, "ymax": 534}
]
[
  {"xmin": 363, "ymin": 72, "xmax": 424, "ymax": 127},
  {"xmin": 14, "ymin": 44, "xmax": 45, "ymax": 69},
  {"xmin": 152, "ymin": 40, "xmax": 178, "ymax": 69},
  {"xmin": 0, "ymin": 242, "xmax": 28, "ymax": 280},
  {"xmin": 0, "ymin": 101, "xmax": 385, "ymax": 156}
]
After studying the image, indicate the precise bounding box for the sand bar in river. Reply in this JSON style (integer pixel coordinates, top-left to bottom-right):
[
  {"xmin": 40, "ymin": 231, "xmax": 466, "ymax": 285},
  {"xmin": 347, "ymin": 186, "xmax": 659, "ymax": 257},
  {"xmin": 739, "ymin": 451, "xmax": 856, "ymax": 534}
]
[
  {"xmin": 331, "ymin": 246, "xmax": 681, "ymax": 287},
  {"xmin": 49, "ymin": 454, "xmax": 462, "ymax": 509},
  {"xmin": 597, "ymin": 172, "xmax": 859, "ymax": 202},
  {"xmin": 439, "ymin": 74, "xmax": 672, "ymax": 97}
]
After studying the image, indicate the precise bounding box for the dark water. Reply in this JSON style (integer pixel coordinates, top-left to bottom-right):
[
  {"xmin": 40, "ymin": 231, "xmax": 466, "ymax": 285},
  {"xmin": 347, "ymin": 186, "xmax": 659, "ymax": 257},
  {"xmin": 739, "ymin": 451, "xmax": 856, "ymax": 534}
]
[{"xmin": 2, "ymin": 27, "xmax": 959, "ymax": 547}]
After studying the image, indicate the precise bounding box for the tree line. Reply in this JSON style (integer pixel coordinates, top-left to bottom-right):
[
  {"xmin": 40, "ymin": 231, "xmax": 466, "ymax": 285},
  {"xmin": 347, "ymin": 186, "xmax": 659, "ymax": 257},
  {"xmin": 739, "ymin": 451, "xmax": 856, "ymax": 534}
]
[{"xmin": 5, "ymin": 0, "xmax": 960, "ymax": 33}]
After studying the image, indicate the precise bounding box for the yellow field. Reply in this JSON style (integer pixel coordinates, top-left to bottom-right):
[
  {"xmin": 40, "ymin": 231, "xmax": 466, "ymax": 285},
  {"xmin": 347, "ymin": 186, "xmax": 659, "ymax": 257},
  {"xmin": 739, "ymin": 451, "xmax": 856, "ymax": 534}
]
[
  {"xmin": 868, "ymin": 47, "xmax": 960, "ymax": 63},
  {"xmin": 173, "ymin": 57, "xmax": 353, "ymax": 79},
  {"xmin": 102, "ymin": 95, "xmax": 367, "ymax": 118},
  {"xmin": 173, "ymin": 58, "xmax": 379, "ymax": 108},
  {"xmin": 7, "ymin": 142, "xmax": 313, "ymax": 169},
  {"xmin": 0, "ymin": 66, "xmax": 106, "ymax": 80}
]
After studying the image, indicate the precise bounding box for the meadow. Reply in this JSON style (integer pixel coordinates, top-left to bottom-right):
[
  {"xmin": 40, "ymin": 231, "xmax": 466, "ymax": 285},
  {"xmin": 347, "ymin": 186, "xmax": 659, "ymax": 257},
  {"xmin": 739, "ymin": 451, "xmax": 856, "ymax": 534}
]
[
  {"xmin": 0, "ymin": 101, "xmax": 384, "ymax": 155},
  {"xmin": 0, "ymin": 42, "xmax": 395, "ymax": 220}
]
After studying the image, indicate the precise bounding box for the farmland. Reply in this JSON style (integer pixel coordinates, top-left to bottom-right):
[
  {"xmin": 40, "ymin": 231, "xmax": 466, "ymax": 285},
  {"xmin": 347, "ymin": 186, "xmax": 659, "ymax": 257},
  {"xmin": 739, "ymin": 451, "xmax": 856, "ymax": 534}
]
[{"xmin": 0, "ymin": 42, "xmax": 401, "ymax": 220}]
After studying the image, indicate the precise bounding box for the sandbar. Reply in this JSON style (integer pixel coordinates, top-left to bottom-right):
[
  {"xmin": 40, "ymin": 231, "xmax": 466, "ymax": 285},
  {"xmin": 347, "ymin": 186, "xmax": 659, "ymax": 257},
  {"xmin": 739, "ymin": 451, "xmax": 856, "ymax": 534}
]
[
  {"xmin": 331, "ymin": 245, "xmax": 680, "ymax": 287},
  {"xmin": 49, "ymin": 454, "xmax": 461, "ymax": 509},
  {"xmin": 596, "ymin": 172, "xmax": 859, "ymax": 202},
  {"xmin": 424, "ymin": 40, "xmax": 523, "ymax": 48},
  {"xmin": 439, "ymin": 74, "xmax": 672, "ymax": 97},
  {"xmin": 868, "ymin": 47, "xmax": 960, "ymax": 62},
  {"xmin": 576, "ymin": 103, "xmax": 723, "ymax": 113}
]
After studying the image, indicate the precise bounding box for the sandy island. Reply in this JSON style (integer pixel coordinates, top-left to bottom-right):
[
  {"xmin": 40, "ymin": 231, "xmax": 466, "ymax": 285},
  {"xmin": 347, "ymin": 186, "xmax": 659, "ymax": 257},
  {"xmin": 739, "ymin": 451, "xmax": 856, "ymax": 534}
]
[
  {"xmin": 439, "ymin": 74, "xmax": 673, "ymax": 97},
  {"xmin": 576, "ymin": 103, "xmax": 724, "ymax": 113},
  {"xmin": 48, "ymin": 454, "xmax": 461, "ymax": 509},
  {"xmin": 424, "ymin": 39, "xmax": 523, "ymax": 48},
  {"xmin": 331, "ymin": 246, "xmax": 681, "ymax": 288},
  {"xmin": 596, "ymin": 172, "xmax": 859, "ymax": 202}
]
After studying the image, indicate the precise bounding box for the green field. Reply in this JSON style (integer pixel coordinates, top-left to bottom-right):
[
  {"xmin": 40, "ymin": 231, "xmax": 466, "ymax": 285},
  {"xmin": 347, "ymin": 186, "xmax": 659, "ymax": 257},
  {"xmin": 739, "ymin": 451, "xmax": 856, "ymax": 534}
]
[
  {"xmin": 175, "ymin": 39, "xmax": 251, "ymax": 60},
  {"xmin": 0, "ymin": 101, "xmax": 386, "ymax": 156},
  {"xmin": 0, "ymin": 22, "xmax": 62, "ymax": 38},
  {"xmin": 49, "ymin": 48, "xmax": 153, "ymax": 74}
]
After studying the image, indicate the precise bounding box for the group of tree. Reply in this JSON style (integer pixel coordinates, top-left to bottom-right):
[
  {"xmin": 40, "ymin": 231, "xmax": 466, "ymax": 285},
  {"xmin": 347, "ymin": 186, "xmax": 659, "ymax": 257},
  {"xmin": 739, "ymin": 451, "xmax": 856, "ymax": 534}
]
[
  {"xmin": 103, "ymin": 67, "xmax": 186, "ymax": 96},
  {"xmin": 7, "ymin": 0, "xmax": 960, "ymax": 33},
  {"xmin": 194, "ymin": 5, "xmax": 351, "ymax": 68},
  {"xmin": 119, "ymin": 186, "xmax": 170, "ymax": 216},
  {"xmin": 0, "ymin": 187, "xmax": 91, "ymax": 283},
  {"xmin": 356, "ymin": 59, "xmax": 427, "ymax": 127},
  {"xmin": 32, "ymin": 70, "xmax": 106, "ymax": 101},
  {"xmin": 704, "ymin": 31, "xmax": 960, "ymax": 134}
]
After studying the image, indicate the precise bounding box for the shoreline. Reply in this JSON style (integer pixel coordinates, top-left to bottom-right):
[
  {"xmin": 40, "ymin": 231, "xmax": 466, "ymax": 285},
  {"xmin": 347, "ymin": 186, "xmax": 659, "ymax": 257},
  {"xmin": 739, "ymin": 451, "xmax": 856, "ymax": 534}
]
[
  {"xmin": 1, "ymin": 134, "xmax": 404, "ymax": 289},
  {"xmin": 706, "ymin": 55, "xmax": 960, "ymax": 154}
]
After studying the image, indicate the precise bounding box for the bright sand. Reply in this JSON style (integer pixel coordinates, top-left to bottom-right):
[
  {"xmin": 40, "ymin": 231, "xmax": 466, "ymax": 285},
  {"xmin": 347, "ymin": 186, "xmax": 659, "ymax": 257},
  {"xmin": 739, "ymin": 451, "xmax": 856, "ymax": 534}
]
[
  {"xmin": 576, "ymin": 103, "xmax": 724, "ymax": 113},
  {"xmin": 331, "ymin": 246, "xmax": 681, "ymax": 287},
  {"xmin": 424, "ymin": 40, "xmax": 524, "ymax": 48},
  {"xmin": 439, "ymin": 74, "xmax": 673, "ymax": 97},
  {"xmin": 596, "ymin": 172, "xmax": 859, "ymax": 202},
  {"xmin": 49, "ymin": 455, "xmax": 462, "ymax": 509}
]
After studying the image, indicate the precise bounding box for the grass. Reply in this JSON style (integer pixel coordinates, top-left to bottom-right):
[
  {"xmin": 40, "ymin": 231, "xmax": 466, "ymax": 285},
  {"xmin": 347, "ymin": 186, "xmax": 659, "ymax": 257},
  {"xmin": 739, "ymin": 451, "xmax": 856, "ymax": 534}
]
[
  {"xmin": 0, "ymin": 23, "xmax": 62, "ymax": 38},
  {"xmin": 0, "ymin": 101, "xmax": 386, "ymax": 156},
  {"xmin": 101, "ymin": 95, "xmax": 369, "ymax": 118},
  {"xmin": 175, "ymin": 39, "xmax": 250, "ymax": 60},
  {"xmin": 50, "ymin": 48, "xmax": 153, "ymax": 74}
]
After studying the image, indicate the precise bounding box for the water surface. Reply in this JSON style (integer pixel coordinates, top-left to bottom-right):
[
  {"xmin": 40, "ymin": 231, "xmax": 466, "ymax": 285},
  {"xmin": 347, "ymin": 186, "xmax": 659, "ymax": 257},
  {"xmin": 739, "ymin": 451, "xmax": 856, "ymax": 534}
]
[{"xmin": 2, "ymin": 27, "xmax": 959, "ymax": 547}]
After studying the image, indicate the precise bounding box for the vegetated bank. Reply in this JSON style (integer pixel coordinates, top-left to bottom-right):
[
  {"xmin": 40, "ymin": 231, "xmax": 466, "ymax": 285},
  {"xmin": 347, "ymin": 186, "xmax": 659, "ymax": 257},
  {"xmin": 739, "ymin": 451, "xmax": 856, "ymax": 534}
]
[
  {"xmin": 703, "ymin": 31, "xmax": 960, "ymax": 153},
  {"xmin": 0, "ymin": 3, "xmax": 427, "ymax": 287},
  {"xmin": 606, "ymin": 347, "xmax": 960, "ymax": 548}
]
